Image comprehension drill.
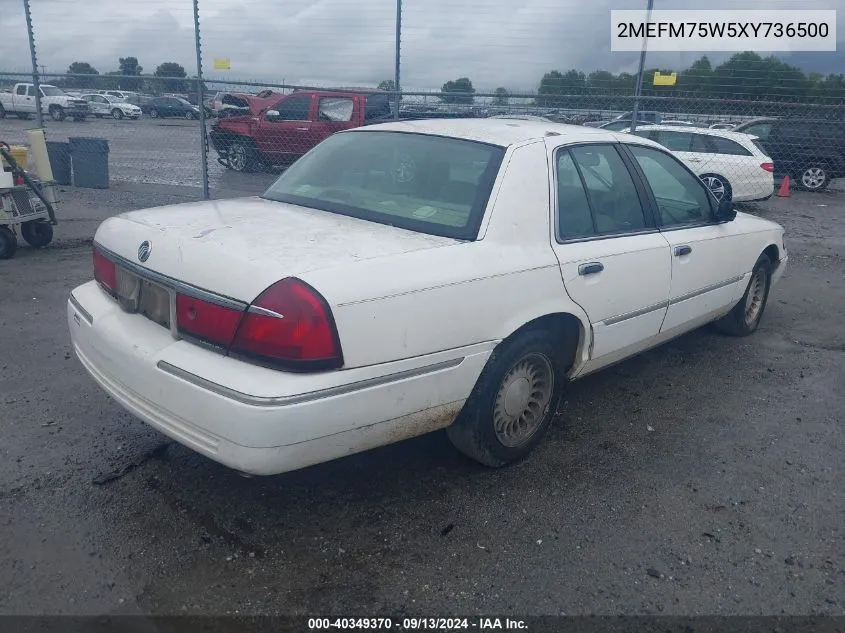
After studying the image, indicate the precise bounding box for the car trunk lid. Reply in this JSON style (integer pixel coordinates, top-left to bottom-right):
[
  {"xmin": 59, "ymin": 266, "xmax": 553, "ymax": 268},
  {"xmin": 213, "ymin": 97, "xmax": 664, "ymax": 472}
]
[{"xmin": 94, "ymin": 196, "xmax": 458, "ymax": 302}]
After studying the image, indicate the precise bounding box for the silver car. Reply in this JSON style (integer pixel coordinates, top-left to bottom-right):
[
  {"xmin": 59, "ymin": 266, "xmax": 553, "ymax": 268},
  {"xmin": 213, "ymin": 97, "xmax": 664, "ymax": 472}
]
[{"xmin": 81, "ymin": 94, "xmax": 142, "ymax": 120}]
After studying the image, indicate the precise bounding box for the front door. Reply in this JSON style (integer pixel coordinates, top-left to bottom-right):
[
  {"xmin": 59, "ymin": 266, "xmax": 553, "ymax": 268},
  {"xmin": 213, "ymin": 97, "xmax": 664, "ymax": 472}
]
[
  {"xmin": 550, "ymin": 143, "xmax": 672, "ymax": 375},
  {"xmin": 623, "ymin": 143, "xmax": 748, "ymax": 338},
  {"xmin": 257, "ymin": 93, "xmax": 315, "ymax": 160}
]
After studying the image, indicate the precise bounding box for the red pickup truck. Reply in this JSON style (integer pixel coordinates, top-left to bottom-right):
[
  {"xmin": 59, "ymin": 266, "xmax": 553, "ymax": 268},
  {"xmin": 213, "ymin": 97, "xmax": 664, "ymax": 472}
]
[{"xmin": 209, "ymin": 89, "xmax": 392, "ymax": 172}]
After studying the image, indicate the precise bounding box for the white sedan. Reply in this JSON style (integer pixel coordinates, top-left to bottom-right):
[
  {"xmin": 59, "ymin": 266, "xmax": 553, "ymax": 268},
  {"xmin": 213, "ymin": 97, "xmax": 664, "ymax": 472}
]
[
  {"xmin": 68, "ymin": 120, "xmax": 788, "ymax": 476},
  {"xmin": 624, "ymin": 125, "xmax": 774, "ymax": 203},
  {"xmin": 80, "ymin": 93, "xmax": 142, "ymax": 120}
]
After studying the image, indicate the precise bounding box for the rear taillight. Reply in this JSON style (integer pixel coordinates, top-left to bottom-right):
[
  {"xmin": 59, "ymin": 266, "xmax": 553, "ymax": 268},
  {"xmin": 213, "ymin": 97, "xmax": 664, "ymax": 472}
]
[
  {"xmin": 761, "ymin": 162, "xmax": 774, "ymax": 172},
  {"xmin": 92, "ymin": 247, "xmax": 117, "ymax": 296},
  {"xmin": 176, "ymin": 294, "xmax": 244, "ymax": 348},
  {"xmin": 231, "ymin": 278, "xmax": 343, "ymax": 371}
]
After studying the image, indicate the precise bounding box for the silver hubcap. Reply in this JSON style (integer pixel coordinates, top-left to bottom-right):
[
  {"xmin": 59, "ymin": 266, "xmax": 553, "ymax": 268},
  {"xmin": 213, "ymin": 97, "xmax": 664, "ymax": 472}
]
[
  {"xmin": 229, "ymin": 144, "xmax": 246, "ymax": 170},
  {"xmin": 113, "ymin": 111, "xmax": 121, "ymax": 119},
  {"xmin": 493, "ymin": 353, "xmax": 554, "ymax": 448},
  {"xmin": 702, "ymin": 176, "xmax": 726, "ymax": 200},
  {"xmin": 802, "ymin": 167, "xmax": 826, "ymax": 189},
  {"xmin": 744, "ymin": 268, "xmax": 767, "ymax": 326}
]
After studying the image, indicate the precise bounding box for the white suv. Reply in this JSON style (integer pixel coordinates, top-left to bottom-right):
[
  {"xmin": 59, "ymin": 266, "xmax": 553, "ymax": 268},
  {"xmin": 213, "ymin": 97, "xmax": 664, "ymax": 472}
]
[{"xmin": 625, "ymin": 125, "xmax": 774, "ymax": 203}]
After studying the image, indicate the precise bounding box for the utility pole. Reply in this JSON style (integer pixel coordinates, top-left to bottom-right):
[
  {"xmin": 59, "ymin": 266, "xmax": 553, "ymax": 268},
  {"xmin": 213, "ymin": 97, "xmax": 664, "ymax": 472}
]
[
  {"xmin": 630, "ymin": 0, "xmax": 654, "ymax": 133},
  {"xmin": 393, "ymin": 0, "xmax": 402, "ymax": 119},
  {"xmin": 23, "ymin": 0, "xmax": 44, "ymax": 128},
  {"xmin": 193, "ymin": 0, "xmax": 210, "ymax": 200}
]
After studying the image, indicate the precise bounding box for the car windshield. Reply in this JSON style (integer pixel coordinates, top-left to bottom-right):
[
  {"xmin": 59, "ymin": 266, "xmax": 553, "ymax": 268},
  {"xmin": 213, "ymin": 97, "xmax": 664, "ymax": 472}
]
[
  {"xmin": 262, "ymin": 131, "xmax": 505, "ymax": 240},
  {"xmin": 41, "ymin": 86, "xmax": 64, "ymax": 96}
]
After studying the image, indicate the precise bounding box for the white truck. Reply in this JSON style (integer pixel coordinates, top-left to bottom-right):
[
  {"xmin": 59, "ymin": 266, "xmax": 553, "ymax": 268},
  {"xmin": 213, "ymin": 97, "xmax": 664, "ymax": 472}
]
[{"xmin": 0, "ymin": 83, "xmax": 90, "ymax": 122}]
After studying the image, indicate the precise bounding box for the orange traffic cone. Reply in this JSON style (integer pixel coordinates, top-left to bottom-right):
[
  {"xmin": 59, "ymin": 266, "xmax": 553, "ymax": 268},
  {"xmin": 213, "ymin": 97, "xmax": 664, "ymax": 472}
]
[{"xmin": 777, "ymin": 175, "xmax": 791, "ymax": 197}]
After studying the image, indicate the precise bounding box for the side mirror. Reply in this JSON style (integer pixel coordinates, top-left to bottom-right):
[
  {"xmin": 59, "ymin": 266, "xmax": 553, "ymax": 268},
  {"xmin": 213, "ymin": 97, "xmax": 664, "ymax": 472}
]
[
  {"xmin": 265, "ymin": 110, "xmax": 280, "ymax": 121},
  {"xmin": 714, "ymin": 196, "xmax": 737, "ymax": 222}
]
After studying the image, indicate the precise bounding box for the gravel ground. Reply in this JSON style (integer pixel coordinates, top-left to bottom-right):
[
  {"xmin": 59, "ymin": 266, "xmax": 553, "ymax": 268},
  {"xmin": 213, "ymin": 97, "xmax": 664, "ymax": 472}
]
[{"xmin": 0, "ymin": 183, "xmax": 843, "ymax": 618}]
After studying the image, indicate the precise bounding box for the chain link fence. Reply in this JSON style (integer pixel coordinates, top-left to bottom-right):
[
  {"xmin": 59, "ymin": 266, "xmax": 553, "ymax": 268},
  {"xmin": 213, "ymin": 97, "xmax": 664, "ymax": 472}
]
[{"xmin": 2, "ymin": 0, "xmax": 844, "ymax": 202}]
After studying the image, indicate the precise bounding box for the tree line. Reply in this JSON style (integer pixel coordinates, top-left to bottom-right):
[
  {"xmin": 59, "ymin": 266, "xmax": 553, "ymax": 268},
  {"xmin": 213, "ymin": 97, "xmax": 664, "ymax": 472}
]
[{"xmin": 58, "ymin": 57, "xmax": 197, "ymax": 93}]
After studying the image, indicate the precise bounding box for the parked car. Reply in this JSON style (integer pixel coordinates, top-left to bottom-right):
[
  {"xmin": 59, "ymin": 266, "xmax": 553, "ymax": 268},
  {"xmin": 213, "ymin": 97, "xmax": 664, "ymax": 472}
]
[
  {"xmin": 210, "ymin": 90, "xmax": 393, "ymax": 171},
  {"xmin": 144, "ymin": 96, "xmax": 201, "ymax": 120},
  {"xmin": 732, "ymin": 117, "xmax": 845, "ymax": 191},
  {"xmin": 80, "ymin": 93, "xmax": 142, "ymax": 119},
  {"xmin": 626, "ymin": 125, "xmax": 774, "ymax": 203},
  {"xmin": 0, "ymin": 83, "xmax": 89, "ymax": 121},
  {"xmin": 68, "ymin": 119, "xmax": 787, "ymax": 476}
]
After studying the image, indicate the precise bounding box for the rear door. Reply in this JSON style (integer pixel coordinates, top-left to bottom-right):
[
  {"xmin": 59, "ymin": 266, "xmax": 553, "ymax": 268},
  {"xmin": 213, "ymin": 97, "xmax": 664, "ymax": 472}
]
[
  {"xmin": 309, "ymin": 95, "xmax": 359, "ymax": 148},
  {"xmin": 256, "ymin": 93, "xmax": 315, "ymax": 159},
  {"xmin": 18, "ymin": 85, "xmax": 36, "ymax": 113},
  {"xmin": 550, "ymin": 143, "xmax": 671, "ymax": 373}
]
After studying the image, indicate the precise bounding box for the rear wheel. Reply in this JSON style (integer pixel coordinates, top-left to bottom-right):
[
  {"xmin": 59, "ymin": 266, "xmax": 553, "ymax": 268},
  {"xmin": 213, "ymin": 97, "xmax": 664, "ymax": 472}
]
[
  {"xmin": 112, "ymin": 108, "xmax": 124, "ymax": 120},
  {"xmin": 713, "ymin": 253, "xmax": 772, "ymax": 337},
  {"xmin": 21, "ymin": 221, "xmax": 54, "ymax": 248},
  {"xmin": 0, "ymin": 226, "xmax": 18, "ymax": 260},
  {"xmin": 798, "ymin": 164, "xmax": 830, "ymax": 191},
  {"xmin": 447, "ymin": 328, "xmax": 567, "ymax": 467},
  {"xmin": 701, "ymin": 174, "xmax": 733, "ymax": 204},
  {"xmin": 149, "ymin": 108, "xmax": 159, "ymax": 119}
]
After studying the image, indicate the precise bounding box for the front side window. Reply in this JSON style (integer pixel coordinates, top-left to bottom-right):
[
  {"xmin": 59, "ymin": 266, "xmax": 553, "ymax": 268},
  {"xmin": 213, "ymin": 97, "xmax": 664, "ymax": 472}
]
[
  {"xmin": 262, "ymin": 131, "xmax": 504, "ymax": 240},
  {"xmin": 273, "ymin": 95, "xmax": 312, "ymax": 121},
  {"xmin": 16, "ymin": 85, "xmax": 28, "ymax": 96},
  {"xmin": 317, "ymin": 97, "xmax": 353, "ymax": 122},
  {"xmin": 742, "ymin": 123, "xmax": 773, "ymax": 140},
  {"xmin": 569, "ymin": 144, "xmax": 647, "ymax": 234},
  {"xmin": 627, "ymin": 144, "xmax": 712, "ymax": 227}
]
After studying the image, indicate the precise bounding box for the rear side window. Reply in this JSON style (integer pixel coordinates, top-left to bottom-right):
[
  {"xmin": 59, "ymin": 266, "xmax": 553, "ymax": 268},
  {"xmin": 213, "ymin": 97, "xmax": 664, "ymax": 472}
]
[
  {"xmin": 708, "ymin": 136, "xmax": 753, "ymax": 156},
  {"xmin": 365, "ymin": 93, "xmax": 391, "ymax": 121},
  {"xmin": 654, "ymin": 131, "xmax": 692, "ymax": 152},
  {"xmin": 318, "ymin": 97, "xmax": 354, "ymax": 122},
  {"xmin": 555, "ymin": 144, "xmax": 647, "ymax": 236}
]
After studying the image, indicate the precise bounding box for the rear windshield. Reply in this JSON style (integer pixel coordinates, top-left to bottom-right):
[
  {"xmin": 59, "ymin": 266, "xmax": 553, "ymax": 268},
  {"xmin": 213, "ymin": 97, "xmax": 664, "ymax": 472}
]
[{"xmin": 262, "ymin": 131, "xmax": 505, "ymax": 240}]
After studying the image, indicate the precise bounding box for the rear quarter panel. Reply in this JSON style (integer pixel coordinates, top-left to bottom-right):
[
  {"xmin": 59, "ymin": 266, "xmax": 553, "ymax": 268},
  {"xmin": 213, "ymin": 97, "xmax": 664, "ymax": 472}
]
[{"xmin": 301, "ymin": 141, "xmax": 592, "ymax": 369}]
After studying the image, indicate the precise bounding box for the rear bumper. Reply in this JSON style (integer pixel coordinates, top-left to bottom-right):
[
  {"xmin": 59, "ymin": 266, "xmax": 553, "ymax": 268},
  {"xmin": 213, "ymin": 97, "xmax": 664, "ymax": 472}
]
[{"xmin": 68, "ymin": 280, "xmax": 489, "ymax": 475}]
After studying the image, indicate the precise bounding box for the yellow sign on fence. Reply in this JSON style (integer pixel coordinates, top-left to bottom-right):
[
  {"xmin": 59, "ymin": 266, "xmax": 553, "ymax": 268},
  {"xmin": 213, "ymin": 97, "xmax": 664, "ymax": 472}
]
[
  {"xmin": 653, "ymin": 71, "xmax": 677, "ymax": 86},
  {"xmin": 213, "ymin": 58, "xmax": 231, "ymax": 71}
]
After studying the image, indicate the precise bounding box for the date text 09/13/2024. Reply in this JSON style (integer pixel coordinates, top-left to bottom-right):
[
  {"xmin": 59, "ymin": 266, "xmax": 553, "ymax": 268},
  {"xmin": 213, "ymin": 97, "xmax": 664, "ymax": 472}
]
[{"xmin": 308, "ymin": 618, "xmax": 529, "ymax": 630}]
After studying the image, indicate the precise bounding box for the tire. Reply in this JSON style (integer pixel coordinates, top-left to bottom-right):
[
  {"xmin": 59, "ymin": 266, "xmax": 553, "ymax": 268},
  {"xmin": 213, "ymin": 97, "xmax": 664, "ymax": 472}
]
[
  {"xmin": 701, "ymin": 174, "xmax": 733, "ymax": 204},
  {"xmin": 713, "ymin": 253, "xmax": 773, "ymax": 337},
  {"xmin": 0, "ymin": 104, "xmax": 5, "ymax": 119},
  {"xmin": 21, "ymin": 221, "xmax": 54, "ymax": 248},
  {"xmin": 112, "ymin": 109, "xmax": 124, "ymax": 120},
  {"xmin": 446, "ymin": 328, "xmax": 568, "ymax": 467},
  {"xmin": 0, "ymin": 226, "xmax": 18, "ymax": 260},
  {"xmin": 49, "ymin": 105, "xmax": 66, "ymax": 122},
  {"xmin": 185, "ymin": 111, "xmax": 195, "ymax": 120},
  {"xmin": 797, "ymin": 164, "xmax": 830, "ymax": 192},
  {"xmin": 17, "ymin": 112, "xmax": 31, "ymax": 120},
  {"xmin": 149, "ymin": 108, "xmax": 159, "ymax": 119},
  {"xmin": 226, "ymin": 139, "xmax": 258, "ymax": 172}
]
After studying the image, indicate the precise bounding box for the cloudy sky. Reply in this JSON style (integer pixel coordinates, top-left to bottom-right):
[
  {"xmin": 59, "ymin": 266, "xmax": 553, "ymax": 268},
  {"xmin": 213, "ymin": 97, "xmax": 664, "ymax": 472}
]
[{"xmin": 0, "ymin": 0, "xmax": 841, "ymax": 91}]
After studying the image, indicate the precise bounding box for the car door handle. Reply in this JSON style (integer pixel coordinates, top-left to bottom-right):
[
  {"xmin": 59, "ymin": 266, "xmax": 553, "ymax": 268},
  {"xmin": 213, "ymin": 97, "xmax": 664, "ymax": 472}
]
[
  {"xmin": 674, "ymin": 245, "xmax": 692, "ymax": 256},
  {"xmin": 295, "ymin": 127, "xmax": 309, "ymax": 131},
  {"xmin": 578, "ymin": 262, "xmax": 604, "ymax": 275},
  {"xmin": 687, "ymin": 158, "xmax": 702, "ymax": 162}
]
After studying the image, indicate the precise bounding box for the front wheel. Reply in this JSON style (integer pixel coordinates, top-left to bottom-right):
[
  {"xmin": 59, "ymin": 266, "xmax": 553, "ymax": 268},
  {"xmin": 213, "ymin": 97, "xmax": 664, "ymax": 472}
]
[
  {"xmin": 0, "ymin": 226, "xmax": 18, "ymax": 260},
  {"xmin": 225, "ymin": 140, "xmax": 257, "ymax": 172},
  {"xmin": 713, "ymin": 253, "xmax": 772, "ymax": 337},
  {"xmin": 798, "ymin": 164, "xmax": 830, "ymax": 192},
  {"xmin": 49, "ymin": 105, "xmax": 66, "ymax": 122},
  {"xmin": 701, "ymin": 174, "xmax": 733, "ymax": 204},
  {"xmin": 185, "ymin": 111, "xmax": 196, "ymax": 120},
  {"xmin": 112, "ymin": 109, "xmax": 124, "ymax": 120},
  {"xmin": 149, "ymin": 108, "xmax": 159, "ymax": 119},
  {"xmin": 21, "ymin": 221, "xmax": 54, "ymax": 248},
  {"xmin": 447, "ymin": 329, "xmax": 566, "ymax": 467}
]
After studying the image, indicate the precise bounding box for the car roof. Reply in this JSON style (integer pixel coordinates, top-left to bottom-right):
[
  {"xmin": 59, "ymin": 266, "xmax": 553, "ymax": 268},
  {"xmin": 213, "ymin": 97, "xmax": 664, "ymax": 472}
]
[
  {"xmin": 630, "ymin": 124, "xmax": 760, "ymax": 142},
  {"xmin": 352, "ymin": 118, "xmax": 624, "ymax": 147}
]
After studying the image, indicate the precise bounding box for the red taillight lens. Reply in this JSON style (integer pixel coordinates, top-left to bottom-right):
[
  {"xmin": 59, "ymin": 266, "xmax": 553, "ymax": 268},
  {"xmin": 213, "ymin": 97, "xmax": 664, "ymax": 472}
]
[
  {"xmin": 231, "ymin": 278, "xmax": 342, "ymax": 370},
  {"xmin": 761, "ymin": 162, "xmax": 774, "ymax": 172},
  {"xmin": 176, "ymin": 294, "xmax": 244, "ymax": 348},
  {"xmin": 92, "ymin": 248, "xmax": 117, "ymax": 295},
  {"xmin": 14, "ymin": 175, "xmax": 24, "ymax": 186}
]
